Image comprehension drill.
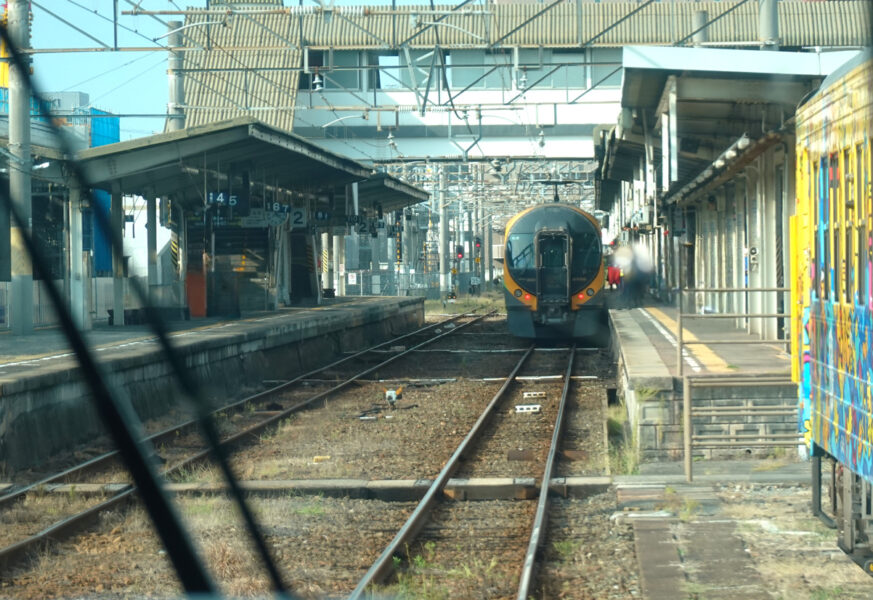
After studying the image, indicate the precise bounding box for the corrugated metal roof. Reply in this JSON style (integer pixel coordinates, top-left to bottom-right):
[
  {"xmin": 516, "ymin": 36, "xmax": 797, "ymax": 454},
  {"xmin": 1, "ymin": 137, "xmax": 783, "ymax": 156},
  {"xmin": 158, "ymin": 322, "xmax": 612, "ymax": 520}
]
[
  {"xmin": 183, "ymin": 14, "xmax": 301, "ymax": 132},
  {"xmin": 180, "ymin": 2, "xmax": 870, "ymax": 129},
  {"xmin": 291, "ymin": 2, "xmax": 871, "ymax": 49}
]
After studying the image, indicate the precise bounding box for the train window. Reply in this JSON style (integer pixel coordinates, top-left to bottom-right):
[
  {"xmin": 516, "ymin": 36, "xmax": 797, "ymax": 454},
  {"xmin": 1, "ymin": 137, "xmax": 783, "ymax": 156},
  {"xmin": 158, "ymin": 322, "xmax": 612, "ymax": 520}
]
[
  {"xmin": 821, "ymin": 156, "xmax": 829, "ymax": 301},
  {"xmin": 540, "ymin": 237, "xmax": 566, "ymax": 268},
  {"xmin": 861, "ymin": 143, "xmax": 869, "ymax": 305},
  {"xmin": 506, "ymin": 233, "xmax": 535, "ymax": 270},
  {"xmin": 831, "ymin": 154, "xmax": 840, "ymax": 303},
  {"xmin": 845, "ymin": 149, "xmax": 853, "ymax": 304},
  {"xmin": 571, "ymin": 231, "xmax": 602, "ymax": 283}
]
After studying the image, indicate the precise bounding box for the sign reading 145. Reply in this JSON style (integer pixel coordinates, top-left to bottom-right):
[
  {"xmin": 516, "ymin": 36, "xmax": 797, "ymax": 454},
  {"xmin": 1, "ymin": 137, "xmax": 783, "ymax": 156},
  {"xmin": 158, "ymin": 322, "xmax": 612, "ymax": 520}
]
[{"xmin": 207, "ymin": 192, "xmax": 238, "ymax": 206}]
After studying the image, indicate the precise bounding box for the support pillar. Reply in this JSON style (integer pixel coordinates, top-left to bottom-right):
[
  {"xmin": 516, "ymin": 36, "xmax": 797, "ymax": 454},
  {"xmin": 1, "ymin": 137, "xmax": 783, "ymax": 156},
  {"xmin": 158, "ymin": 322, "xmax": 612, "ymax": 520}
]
[
  {"xmin": 177, "ymin": 209, "xmax": 187, "ymax": 313},
  {"xmin": 333, "ymin": 231, "xmax": 344, "ymax": 296},
  {"xmin": 758, "ymin": 0, "xmax": 779, "ymax": 51},
  {"xmin": 111, "ymin": 191, "xmax": 125, "ymax": 326},
  {"xmin": 321, "ymin": 231, "xmax": 331, "ymax": 292},
  {"xmin": 486, "ymin": 215, "xmax": 493, "ymax": 285},
  {"xmin": 476, "ymin": 196, "xmax": 483, "ymax": 281},
  {"xmin": 69, "ymin": 185, "xmax": 91, "ymax": 330},
  {"xmin": 692, "ymin": 11, "xmax": 709, "ymax": 47},
  {"xmin": 466, "ymin": 206, "xmax": 473, "ymax": 276},
  {"xmin": 438, "ymin": 168, "xmax": 449, "ymax": 296},
  {"xmin": 147, "ymin": 195, "xmax": 158, "ymax": 296},
  {"xmin": 9, "ymin": 0, "xmax": 32, "ymax": 335}
]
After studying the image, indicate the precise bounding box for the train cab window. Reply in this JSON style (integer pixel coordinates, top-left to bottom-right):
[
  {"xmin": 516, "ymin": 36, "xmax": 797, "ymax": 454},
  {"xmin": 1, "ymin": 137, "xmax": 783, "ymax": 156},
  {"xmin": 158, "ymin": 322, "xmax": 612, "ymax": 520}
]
[
  {"xmin": 506, "ymin": 232, "xmax": 537, "ymax": 290},
  {"xmin": 571, "ymin": 231, "xmax": 602, "ymax": 282},
  {"xmin": 506, "ymin": 233, "xmax": 535, "ymax": 270},
  {"xmin": 539, "ymin": 237, "xmax": 566, "ymax": 268}
]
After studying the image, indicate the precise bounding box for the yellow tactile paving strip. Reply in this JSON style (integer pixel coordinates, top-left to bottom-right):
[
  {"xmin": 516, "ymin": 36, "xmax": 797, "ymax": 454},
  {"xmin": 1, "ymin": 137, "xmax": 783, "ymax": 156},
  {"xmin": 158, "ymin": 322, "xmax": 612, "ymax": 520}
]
[{"xmin": 643, "ymin": 307, "xmax": 732, "ymax": 374}]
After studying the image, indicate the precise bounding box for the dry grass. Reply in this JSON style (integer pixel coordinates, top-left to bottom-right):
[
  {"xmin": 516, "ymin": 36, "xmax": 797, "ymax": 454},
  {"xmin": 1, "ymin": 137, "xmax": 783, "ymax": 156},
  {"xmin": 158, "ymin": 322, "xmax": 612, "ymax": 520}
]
[
  {"xmin": 424, "ymin": 291, "xmax": 504, "ymax": 316},
  {"xmin": 0, "ymin": 491, "xmax": 109, "ymax": 546},
  {"xmin": 717, "ymin": 488, "xmax": 873, "ymax": 599}
]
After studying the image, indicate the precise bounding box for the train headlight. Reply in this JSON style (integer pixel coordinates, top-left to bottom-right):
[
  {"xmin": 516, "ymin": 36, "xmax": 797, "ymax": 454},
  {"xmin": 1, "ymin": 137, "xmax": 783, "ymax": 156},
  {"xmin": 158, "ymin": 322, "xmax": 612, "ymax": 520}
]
[
  {"xmin": 524, "ymin": 293, "xmax": 531, "ymax": 300},
  {"xmin": 586, "ymin": 288, "xmax": 594, "ymax": 296},
  {"xmin": 514, "ymin": 289, "xmax": 522, "ymax": 298},
  {"xmin": 577, "ymin": 293, "xmax": 584, "ymax": 299}
]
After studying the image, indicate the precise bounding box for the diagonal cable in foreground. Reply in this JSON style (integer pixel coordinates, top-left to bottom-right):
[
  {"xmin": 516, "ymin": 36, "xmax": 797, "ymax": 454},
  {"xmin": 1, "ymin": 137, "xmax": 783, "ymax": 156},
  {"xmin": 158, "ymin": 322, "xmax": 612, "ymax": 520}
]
[{"xmin": 0, "ymin": 20, "xmax": 296, "ymax": 598}]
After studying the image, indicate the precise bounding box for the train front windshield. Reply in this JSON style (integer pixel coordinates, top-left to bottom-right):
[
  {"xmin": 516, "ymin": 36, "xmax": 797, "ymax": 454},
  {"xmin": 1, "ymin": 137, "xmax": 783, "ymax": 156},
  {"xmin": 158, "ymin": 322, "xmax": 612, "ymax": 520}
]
[
  {"xmin": 506, "ymin": 208, "xmax": 602, "ymax": 294},
  {"xmin": 506, "ymin": 233, "xmax": 537, "ymax": 290}
]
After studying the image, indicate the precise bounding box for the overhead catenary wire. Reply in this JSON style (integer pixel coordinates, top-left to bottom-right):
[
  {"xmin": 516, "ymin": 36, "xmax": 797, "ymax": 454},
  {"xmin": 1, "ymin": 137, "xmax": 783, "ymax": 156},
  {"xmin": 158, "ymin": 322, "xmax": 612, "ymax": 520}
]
[
  {"xmin": 60, "ymin": 52, "xmax": 155, "ymax": 92},
  {"xmin": 86, "ymin": 54, "xmax": 168, "ymax": 107}
]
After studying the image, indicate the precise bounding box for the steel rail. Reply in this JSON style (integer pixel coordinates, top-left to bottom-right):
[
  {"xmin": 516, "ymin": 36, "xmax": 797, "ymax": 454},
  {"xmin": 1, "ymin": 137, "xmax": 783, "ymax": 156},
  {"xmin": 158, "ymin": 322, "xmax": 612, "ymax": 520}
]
[
  {"xmin": 0, "ymin": 489, "xmax": 138, "ymax": 575},
  {"xmin": 0, "ymin": 312, "xmax": 492, "ymax": 576},
  {"xmin": 348, "ymin": 344, "xmax": 536, "ymax": 599},
  {"xmin": 516, "ymin": 345, "xmax": 575, "ymax": 600},
  {"xmin": 159, "ymin": 312, "xmax": 495, "ymax": 476},
  {"xmin": 0, "ymin": 313, "xmax": 471, "ymax": 509}
]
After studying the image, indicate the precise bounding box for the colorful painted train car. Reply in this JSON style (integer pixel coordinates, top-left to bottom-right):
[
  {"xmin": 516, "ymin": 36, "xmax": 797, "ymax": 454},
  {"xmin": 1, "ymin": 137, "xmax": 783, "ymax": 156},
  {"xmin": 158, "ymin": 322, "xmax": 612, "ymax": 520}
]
[
  {"xmin": 791, "ymin": 49, "xmax": 873, "ymax": 572},
  {"xmin": 503, "ymin": 203, "xmax": 606, "ymax": 340}
]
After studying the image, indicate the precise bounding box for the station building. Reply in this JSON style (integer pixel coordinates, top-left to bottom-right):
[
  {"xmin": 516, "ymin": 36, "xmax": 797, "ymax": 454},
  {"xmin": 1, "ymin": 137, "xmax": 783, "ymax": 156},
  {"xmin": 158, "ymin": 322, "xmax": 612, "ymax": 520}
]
[{"xmin": 597, "ymin": 46, "xmax": 864, "ymax": 341}]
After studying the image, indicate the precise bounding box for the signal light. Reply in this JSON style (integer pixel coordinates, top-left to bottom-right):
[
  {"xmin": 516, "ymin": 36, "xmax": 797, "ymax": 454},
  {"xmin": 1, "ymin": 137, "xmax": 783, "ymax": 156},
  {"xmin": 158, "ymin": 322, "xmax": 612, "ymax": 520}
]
[
  {"xmin": 456, "ymin": 245, "xmax": 464, "ymax": 259},
  {"xmin": 474, "ymin": 237, "xmax": 481, "ymax": 249}
]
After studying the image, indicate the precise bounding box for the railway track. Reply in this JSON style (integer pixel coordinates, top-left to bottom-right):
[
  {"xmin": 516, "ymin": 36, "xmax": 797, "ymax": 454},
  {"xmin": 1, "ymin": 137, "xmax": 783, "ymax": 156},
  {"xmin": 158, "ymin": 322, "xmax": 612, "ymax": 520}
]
[
  {"xmin": 0, "ymin": 311, "xmax": 493, "ymax": 574},
  {"xmin": 350, "ymin": 344, "xmax": 585, "ymax": 599},
  {"xmin": 4, "ymin": 323, "xmax": 615, "ymax": 598}
]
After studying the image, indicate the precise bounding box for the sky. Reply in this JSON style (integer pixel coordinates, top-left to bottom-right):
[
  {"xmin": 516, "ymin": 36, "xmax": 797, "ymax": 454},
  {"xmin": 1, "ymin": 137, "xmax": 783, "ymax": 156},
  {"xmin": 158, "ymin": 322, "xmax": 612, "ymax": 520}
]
[{"xmin": 29, "ymin": 0, "xmax": 416, "ymax": 140}]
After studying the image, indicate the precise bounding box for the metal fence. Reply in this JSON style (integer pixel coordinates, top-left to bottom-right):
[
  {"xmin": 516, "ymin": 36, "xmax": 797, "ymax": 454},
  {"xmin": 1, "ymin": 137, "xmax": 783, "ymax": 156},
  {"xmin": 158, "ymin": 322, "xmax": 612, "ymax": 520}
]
[
  {"xmin": 677, "ymin": 286, "xmax": 791, "ymax": 377},
  {"xmin": 682, "ymin": 373, "xmax": 799, "ymax": 482}
]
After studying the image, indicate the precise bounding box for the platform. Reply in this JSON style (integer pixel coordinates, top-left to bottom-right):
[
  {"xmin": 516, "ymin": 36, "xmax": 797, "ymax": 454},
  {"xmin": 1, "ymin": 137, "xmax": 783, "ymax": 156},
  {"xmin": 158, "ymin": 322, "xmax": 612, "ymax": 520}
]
[
  {"xmin": 610, "ymin": 302, "xmax": 791, "ymax": 387},
  {"xmin": 0, "ymin": 297, "xmax": 424, "ymax": 473},
  {"xmin": 609, "ymin": 297, "xmax": 798, "ymax": 462}
]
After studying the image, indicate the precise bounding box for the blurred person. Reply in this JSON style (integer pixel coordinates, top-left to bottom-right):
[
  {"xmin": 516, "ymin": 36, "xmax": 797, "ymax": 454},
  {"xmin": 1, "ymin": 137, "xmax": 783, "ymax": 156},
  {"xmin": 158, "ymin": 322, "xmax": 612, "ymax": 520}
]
[{"xmin": 617, "ymin": 244, "xmax": 653, "ymax": 308}]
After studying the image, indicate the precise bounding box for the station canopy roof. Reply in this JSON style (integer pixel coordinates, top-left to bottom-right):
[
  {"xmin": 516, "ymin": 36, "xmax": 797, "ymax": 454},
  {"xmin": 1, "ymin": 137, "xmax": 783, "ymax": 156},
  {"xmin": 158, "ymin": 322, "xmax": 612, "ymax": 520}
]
[
  {"xmin": 599, "ymin": 46, "xmax": 863, "ymax": 202},
  {"xmin": 356, "ymin": 173, "xmax": 430, "ymax": 213},
  {"xmin": 72, "ymin": 117, "xmax": 427, "ymax": 212}
]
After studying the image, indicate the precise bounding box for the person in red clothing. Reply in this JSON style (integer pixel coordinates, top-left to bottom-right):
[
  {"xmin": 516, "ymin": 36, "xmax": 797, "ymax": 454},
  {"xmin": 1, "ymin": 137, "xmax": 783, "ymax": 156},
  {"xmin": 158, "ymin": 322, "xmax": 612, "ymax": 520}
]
[{"xmin": 607, "ymin": 263, "xmax": 621, "ymax": 289}]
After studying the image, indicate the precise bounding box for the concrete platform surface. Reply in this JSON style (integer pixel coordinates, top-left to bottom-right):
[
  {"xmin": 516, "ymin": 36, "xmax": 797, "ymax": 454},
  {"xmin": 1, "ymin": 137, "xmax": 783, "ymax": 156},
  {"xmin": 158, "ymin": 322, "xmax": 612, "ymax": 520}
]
[
  {"xmin": 0, "ymin": 297, "xmax": 397, "ymax": 380},
  {"xmin": 0, "ymin": 296, "xmax": 424, "ymax": 472},
  {"xmin": 617, "ymin": 303, "xmax": 791, "ymax": 380}
]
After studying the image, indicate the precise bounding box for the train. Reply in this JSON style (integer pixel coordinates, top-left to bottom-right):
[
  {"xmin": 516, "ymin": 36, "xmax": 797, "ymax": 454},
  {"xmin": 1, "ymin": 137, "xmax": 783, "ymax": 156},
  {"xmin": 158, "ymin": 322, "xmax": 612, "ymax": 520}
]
[
  {"xmin": 791, "ymin": 49, "xmax": 873, "ymax": 572},
  {"xmin": 502, "ymin": 203, "xmax": 606, "ymax": 340}
]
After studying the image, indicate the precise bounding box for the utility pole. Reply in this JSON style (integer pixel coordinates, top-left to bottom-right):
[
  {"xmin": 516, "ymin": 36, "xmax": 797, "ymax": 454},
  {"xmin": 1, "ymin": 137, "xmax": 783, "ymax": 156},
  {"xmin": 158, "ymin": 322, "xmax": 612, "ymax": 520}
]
[
  {"xmin": 167, "ymin": 21, "xmax": 185, "ymax": 131},
  {"xmin": 9, "ymin": 0, "xmax": 32, "ymax": 334},
  {"xmin": 438, "ymin": 168, "xmax": 449, "ymax": 297}
]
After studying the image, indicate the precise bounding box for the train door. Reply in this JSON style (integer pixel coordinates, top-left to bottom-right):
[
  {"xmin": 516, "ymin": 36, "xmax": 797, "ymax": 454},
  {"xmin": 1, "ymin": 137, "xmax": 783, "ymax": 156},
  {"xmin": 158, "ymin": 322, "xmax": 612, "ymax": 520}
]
[{"xmin": 536, "ymin": 231, "xmax": 570, "ymax": 303}]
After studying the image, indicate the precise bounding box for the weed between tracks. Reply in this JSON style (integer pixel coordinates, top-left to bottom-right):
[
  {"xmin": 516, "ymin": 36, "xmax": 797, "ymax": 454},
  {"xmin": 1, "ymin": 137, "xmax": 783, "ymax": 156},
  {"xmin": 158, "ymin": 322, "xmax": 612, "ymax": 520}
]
[
  {"xmin": 423, "ymin": 291, "xmax": 504, "ymax": 316},
  {"xmin": 607, "ymin": 402, "xmax": 639, "ymax": 475},
  {"xmin": 376, "ymin": 541, "xmax": 507, "ymax": 600}
]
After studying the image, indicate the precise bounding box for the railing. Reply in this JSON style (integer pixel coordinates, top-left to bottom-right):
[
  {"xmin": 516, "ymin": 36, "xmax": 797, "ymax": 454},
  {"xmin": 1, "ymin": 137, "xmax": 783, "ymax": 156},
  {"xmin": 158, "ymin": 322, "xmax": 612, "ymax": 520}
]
[
  {"xmin": 676, "ymin": 286, "xmax": 790, "ymax": 377},
  {"xmin": 683, "ymin": 373, "xmax": 799, "ymax": 481}
]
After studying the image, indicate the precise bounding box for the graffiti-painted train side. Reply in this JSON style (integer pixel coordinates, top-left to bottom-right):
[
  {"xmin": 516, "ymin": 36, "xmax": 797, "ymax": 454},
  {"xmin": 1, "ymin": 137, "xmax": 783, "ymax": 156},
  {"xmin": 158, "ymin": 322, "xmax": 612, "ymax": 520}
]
[
  {"xmin": 793, "ymin": 51, "xmax": 873, "ymax": 479},
  {"xmin": 792, "ymin": 50, "xmax": 873, "ymax": 572}
]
